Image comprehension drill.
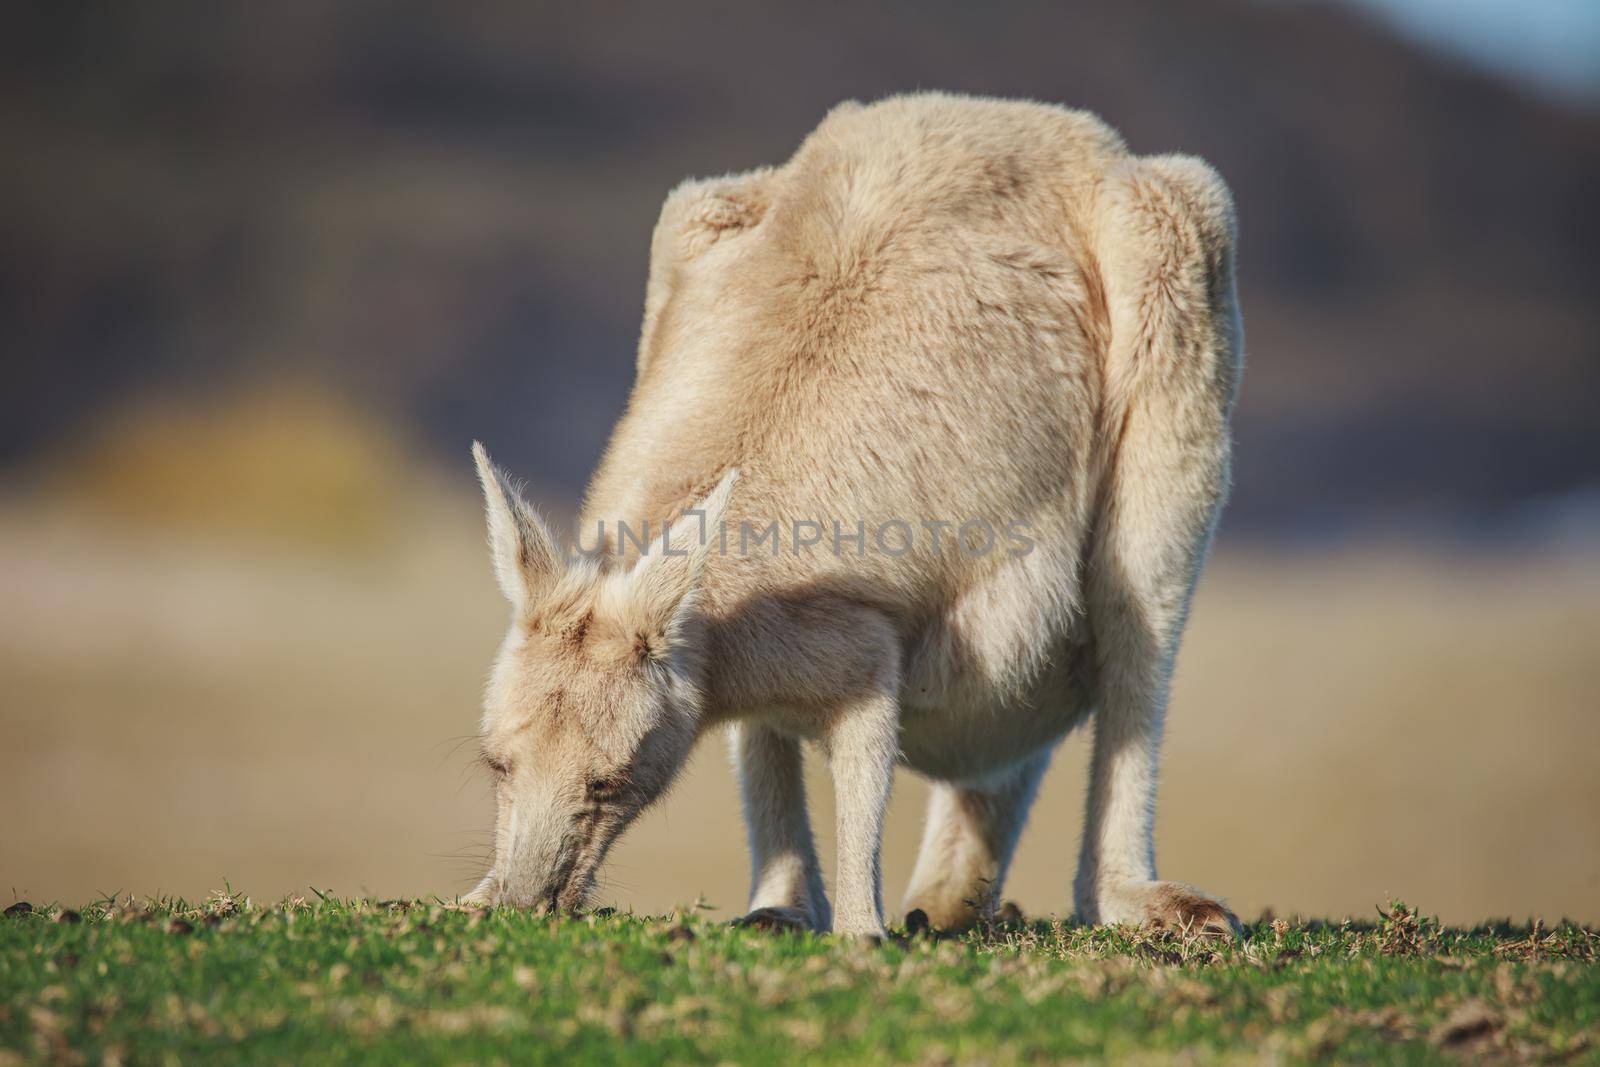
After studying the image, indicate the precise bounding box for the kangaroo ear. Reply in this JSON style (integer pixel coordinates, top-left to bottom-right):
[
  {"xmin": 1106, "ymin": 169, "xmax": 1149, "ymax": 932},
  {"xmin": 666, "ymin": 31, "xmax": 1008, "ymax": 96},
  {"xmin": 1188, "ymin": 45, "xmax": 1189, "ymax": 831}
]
[
  {"xmin": 472, "ymin": 442, "xmax": 561, "ymax": 610},
  {"xmin": 627, "ymin": 469, "xmax": 738, "ymax": 635}
]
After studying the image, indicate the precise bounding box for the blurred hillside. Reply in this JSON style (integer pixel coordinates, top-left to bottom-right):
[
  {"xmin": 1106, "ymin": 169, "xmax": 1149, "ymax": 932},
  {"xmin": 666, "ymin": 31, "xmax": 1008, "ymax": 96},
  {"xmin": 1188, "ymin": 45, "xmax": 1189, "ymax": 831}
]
[{"xmin": 3, "ymin": 0, "xmax": 1597, "ymax": 535}]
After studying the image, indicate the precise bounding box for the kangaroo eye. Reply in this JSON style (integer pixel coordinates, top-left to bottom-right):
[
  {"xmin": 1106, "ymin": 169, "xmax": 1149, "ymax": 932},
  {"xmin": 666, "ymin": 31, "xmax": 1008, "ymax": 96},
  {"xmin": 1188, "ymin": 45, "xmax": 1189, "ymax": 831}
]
[
  {"xmin": 482, "ymin": 756, "xmax": 511, "ymax": 781},
  {"xmin": 585, "ymin": 776, "xmax": 623, "ymax": 802}
]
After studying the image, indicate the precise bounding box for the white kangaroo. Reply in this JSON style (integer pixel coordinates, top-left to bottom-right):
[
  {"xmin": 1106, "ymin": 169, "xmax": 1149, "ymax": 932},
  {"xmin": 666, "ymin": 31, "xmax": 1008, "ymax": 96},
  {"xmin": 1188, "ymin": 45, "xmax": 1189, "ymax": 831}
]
[{"xmin": 466, "ymin": 92, "xmax": 1243, "ymax": 938}]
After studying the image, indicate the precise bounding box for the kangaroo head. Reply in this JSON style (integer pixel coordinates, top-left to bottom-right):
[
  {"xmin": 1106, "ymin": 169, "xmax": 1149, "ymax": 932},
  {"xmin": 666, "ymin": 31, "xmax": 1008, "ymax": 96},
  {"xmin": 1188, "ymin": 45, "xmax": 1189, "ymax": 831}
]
[{"xmin": 465, "ymin": 443, "xmax": 734, "ymax": 911}]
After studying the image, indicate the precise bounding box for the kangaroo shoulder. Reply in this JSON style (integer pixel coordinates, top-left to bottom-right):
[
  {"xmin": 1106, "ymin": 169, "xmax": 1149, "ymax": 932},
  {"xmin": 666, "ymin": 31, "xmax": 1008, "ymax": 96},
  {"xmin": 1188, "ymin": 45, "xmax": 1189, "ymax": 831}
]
[{"xmin": 638, "ymin": 168, "xmax": 776, "ymax": 377}]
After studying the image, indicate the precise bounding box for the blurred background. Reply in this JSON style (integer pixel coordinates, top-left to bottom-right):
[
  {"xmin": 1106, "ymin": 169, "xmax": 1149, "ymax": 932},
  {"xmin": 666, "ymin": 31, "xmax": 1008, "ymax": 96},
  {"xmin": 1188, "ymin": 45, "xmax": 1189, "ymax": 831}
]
[{"xmin": 2, "ymin": 1, "xmax": 1596, "ymax": 923}]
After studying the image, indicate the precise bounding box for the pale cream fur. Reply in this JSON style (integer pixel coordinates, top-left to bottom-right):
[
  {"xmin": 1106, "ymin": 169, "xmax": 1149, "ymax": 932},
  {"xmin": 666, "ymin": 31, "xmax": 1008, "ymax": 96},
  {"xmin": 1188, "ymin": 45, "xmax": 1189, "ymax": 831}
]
[{"xmin": 467, "ymin": 93, "xmax": 1243, "ymax": 938}]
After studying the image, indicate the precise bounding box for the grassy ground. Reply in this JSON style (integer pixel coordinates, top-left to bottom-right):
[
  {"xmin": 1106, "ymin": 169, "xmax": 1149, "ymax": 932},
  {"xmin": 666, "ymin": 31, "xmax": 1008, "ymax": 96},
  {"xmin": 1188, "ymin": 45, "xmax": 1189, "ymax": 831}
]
[{"xmin": 1, "ymin": 897, "xmax": 1594, "ymax": 1065}]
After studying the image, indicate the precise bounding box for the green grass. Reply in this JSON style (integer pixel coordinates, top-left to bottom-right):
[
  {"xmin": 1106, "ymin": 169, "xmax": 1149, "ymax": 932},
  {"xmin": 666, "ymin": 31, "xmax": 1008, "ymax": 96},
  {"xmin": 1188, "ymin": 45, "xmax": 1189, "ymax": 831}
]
[{"xmin": 1, "ymin": 895, "xmax": 1594, "ymax": 1065}]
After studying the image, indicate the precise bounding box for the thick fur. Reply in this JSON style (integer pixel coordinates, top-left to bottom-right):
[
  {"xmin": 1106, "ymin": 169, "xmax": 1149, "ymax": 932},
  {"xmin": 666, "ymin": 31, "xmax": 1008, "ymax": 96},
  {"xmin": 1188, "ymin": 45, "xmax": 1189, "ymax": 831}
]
[{"xmin": 469, "ymin": 93, "xmax": 1243, "ymax": 937}]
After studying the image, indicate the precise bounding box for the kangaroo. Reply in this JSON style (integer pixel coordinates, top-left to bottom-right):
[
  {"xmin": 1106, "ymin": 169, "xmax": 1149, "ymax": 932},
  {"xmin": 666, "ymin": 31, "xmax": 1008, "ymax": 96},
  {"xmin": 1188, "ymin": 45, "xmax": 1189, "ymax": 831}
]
[{"xmin": 466, "ymin": 93, "xmax": 1243, "ymax": 938}]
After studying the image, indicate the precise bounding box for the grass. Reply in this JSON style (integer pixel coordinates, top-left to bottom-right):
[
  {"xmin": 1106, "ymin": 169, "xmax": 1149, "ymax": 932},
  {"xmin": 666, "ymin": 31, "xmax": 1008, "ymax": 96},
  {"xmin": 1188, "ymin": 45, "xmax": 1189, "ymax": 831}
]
[{"xmin": 1, "ymin": 896, "xmax": 1594, "ymax": 1065}]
